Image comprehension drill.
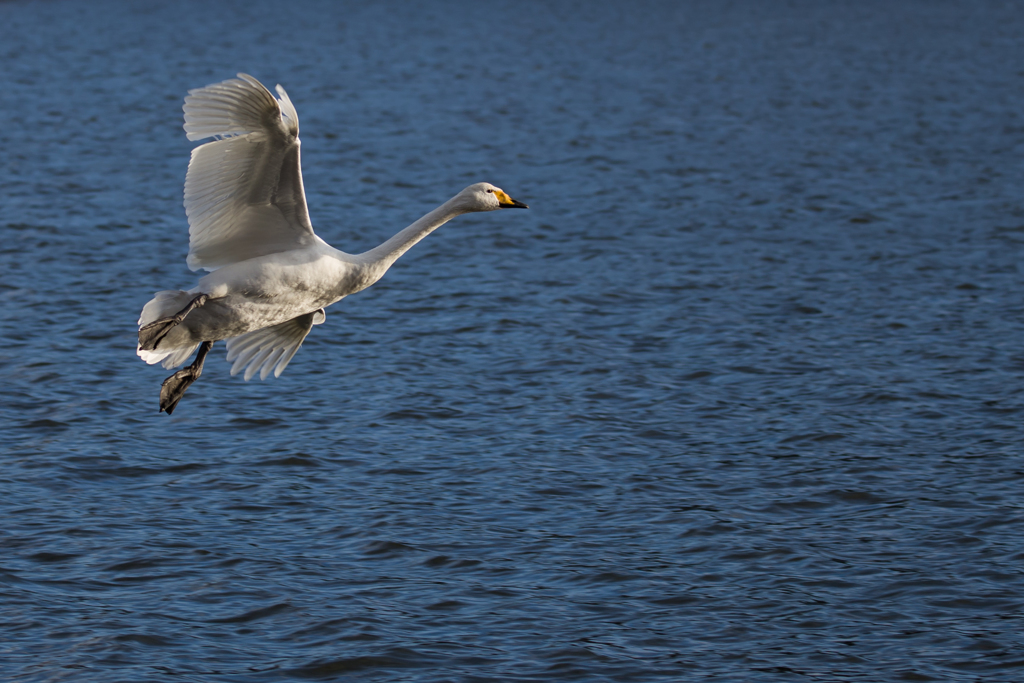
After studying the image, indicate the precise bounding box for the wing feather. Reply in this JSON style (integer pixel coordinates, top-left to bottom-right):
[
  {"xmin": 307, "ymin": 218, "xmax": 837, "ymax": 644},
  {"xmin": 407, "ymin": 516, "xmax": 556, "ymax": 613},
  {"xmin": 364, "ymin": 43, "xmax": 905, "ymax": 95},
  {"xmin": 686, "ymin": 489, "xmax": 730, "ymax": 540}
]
[
  {"xmin": 224, "ymin": 310, "xmax": 325, "ymax": 381},
  {"xmin": 182, "ymin": 73, "xmax": 317, "ymax": 272}
]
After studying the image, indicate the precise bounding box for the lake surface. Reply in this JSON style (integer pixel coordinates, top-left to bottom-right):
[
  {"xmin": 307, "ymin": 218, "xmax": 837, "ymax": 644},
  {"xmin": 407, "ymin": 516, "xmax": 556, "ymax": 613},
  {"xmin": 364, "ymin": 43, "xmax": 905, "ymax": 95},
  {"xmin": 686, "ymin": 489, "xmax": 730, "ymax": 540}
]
[{"xmin": 2, "ymin": 1, "xmax": 1024, "ymax": 680}]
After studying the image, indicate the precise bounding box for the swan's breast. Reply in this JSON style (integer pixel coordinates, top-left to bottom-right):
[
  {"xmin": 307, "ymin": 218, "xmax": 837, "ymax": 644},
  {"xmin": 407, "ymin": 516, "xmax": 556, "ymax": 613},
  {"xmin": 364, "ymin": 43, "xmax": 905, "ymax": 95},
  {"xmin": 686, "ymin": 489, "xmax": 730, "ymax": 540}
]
[{"xmin": 198, "ymin": 249, "xmax": 358, "ymax": 304}]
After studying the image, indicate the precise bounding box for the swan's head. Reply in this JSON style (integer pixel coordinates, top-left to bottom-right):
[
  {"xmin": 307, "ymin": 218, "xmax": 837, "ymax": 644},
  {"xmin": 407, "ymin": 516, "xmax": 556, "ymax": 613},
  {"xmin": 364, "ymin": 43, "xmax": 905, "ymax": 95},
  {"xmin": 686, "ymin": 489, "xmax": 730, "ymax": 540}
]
[{"xmin": 455, "ymin": 182, "xmax": 529, "ymax": 213}]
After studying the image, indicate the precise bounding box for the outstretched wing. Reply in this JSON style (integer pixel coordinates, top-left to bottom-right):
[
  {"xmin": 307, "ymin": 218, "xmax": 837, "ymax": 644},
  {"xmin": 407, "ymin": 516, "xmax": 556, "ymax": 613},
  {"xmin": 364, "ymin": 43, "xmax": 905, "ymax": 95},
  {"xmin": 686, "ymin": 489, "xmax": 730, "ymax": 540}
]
[
  {"xmin": 224, "ymin": 309, "xmax": 326, "ymax": 381},
  {"xmin": 183, "ymin": 73, "xmax": 319, "ymax": 272}
]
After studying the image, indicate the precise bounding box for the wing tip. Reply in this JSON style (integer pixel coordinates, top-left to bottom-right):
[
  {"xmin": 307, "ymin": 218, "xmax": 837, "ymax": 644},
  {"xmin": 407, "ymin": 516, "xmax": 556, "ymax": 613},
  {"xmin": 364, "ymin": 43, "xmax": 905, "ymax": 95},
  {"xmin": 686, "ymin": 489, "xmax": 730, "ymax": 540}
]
[
  {"xmin": 182, "ymin": 73, "xmax": 279, "ymax": 141},
  {"xmin": 223, "ymin": 314, "xmax": 315, "ymax": 382}
]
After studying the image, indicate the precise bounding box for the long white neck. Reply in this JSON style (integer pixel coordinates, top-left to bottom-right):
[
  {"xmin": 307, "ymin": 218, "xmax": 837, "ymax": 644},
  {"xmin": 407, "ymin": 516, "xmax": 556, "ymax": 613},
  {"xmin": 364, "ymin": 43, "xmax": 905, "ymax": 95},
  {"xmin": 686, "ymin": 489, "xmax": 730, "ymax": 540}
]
[{"xmin": 359, "ymin": 196, "xmax": 467, "ymax": 274}]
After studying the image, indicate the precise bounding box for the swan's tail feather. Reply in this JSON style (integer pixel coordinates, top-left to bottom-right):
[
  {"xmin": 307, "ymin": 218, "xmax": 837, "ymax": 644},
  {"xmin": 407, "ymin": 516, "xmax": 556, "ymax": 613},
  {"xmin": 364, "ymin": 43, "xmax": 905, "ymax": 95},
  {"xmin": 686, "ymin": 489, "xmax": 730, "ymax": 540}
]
[
  {"xmin": 139, "ymin": 343, "xmax": 200, "ymax": 370},
  {"xmin": 137, "ymin": 290, "xmax": 200, "ymax": 369},
  {"xmin": 138, "ymin": 290, "xmax": 194, "ymax": 327}
]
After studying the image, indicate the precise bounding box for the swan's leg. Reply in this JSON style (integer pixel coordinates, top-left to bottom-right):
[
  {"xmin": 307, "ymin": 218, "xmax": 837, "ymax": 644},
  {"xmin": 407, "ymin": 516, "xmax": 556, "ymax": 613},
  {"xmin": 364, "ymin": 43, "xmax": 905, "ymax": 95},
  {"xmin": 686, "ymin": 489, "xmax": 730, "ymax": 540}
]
[
  {"xmin": 159, "ymin": 340, "xmax": 213, "ymax": 415},
  {"xmin": 139, "ymin": 293, "xmax": 209, "ymax": 351}
]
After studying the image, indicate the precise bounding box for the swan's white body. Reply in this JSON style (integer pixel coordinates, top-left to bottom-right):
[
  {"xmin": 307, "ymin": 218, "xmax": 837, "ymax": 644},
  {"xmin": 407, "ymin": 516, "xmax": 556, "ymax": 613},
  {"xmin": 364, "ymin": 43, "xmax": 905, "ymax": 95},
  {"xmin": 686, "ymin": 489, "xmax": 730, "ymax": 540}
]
[{"xmin": 138, "ymin": 74, "xmax": 526, "ymax": 385}]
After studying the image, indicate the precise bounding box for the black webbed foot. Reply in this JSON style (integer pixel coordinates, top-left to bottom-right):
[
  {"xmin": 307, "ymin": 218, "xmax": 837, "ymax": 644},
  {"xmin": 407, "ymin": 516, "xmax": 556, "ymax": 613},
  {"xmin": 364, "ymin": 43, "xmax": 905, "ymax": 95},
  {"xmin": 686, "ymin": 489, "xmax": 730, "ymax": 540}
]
[
  {"xmin": 139, "ymin": 293, "xmax": 209, "ymax": 351},
  {"xmin": 160, "ymin": 341, "xmax": 212, "ymax": 415}
]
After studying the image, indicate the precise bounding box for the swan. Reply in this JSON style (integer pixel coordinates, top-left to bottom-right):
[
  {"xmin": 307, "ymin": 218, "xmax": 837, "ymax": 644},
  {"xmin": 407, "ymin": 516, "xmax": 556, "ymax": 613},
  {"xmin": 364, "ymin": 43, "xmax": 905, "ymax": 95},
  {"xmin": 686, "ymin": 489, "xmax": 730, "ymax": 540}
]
[{"xmin": 137, "ymin": 74, "xmax": 528, "ymax": 414}]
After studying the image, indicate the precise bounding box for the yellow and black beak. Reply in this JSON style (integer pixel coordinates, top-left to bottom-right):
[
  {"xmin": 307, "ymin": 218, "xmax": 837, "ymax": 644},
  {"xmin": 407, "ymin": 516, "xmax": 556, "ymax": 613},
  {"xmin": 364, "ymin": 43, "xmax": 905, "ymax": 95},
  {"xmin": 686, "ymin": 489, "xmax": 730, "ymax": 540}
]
[{"xmin": 495, "ymin": 189, "xmax": 529, "ymax": 209}]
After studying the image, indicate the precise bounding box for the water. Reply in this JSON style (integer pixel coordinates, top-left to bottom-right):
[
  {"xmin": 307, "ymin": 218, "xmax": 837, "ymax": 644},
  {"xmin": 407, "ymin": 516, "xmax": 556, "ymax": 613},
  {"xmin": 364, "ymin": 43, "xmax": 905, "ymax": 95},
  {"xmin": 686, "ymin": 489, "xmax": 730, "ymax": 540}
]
[{"xmin": 2, "ymin": 0, "xmax": 1024, "ymax": 680}]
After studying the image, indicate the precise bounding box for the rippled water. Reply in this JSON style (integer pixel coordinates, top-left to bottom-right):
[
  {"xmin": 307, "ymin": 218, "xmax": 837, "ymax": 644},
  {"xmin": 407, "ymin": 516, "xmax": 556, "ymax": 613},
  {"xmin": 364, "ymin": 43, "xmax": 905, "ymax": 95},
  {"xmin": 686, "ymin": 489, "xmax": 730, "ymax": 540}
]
[{"xmin": 2, "ymin": 1, "xmax": 1024, "ymax": 680}]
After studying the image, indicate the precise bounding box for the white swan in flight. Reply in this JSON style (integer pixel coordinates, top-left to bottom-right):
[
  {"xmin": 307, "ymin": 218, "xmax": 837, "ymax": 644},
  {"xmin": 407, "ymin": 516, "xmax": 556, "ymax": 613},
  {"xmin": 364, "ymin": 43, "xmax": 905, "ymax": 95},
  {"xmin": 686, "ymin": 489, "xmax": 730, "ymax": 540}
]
[{"xmin": 137, "ymin": 73, "xmax": 528, "ymax": 414}]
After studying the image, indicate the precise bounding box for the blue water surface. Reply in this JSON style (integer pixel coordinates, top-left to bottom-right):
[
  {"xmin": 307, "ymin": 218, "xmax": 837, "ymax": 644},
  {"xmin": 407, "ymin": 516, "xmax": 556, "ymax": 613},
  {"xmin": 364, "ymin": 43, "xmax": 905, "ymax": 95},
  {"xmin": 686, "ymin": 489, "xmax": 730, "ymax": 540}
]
[{"xmin": 2, "ymin": 1, "xmax": 1024, "ymax": 681}]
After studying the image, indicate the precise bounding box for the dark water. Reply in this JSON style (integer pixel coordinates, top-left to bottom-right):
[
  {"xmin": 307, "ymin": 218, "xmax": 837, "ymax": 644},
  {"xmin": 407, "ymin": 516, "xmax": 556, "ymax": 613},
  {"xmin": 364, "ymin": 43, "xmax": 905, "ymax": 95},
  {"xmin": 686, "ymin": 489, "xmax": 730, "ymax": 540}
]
[{"xmin": 2, "ymin": 0, "xmax": 1024, "ymax": 680}]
